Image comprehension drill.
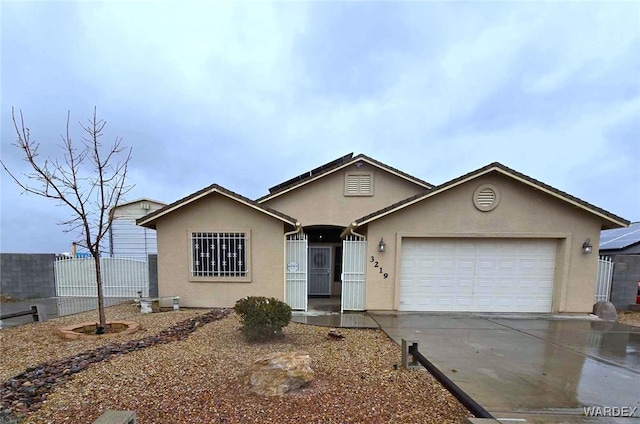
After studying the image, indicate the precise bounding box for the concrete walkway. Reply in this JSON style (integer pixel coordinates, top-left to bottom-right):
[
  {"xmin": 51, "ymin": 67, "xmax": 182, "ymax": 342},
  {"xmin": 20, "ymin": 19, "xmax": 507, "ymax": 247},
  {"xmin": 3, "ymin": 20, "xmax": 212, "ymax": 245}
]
[
  {"xmin": 369, "ymin": 312, "xmax": 640, "ymax": 423},
  {"xmin": 290, "ymin": 297, "xmax": 379, "ymax": 328},
  {"xmin": 291, "ymin": 310, "xmax": 379, "ymax": 328}
]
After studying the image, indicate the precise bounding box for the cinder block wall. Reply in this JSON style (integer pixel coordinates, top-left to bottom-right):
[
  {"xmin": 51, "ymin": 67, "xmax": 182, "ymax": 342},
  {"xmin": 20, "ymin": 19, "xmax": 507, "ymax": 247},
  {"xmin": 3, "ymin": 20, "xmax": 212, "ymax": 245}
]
[
  {"xmin": 609, "ymin": 255, "xmax": 640, "ymax": 310},
  {"xmin": 0, "ymin": 254, "xmax": 56, "ymax": 299}
]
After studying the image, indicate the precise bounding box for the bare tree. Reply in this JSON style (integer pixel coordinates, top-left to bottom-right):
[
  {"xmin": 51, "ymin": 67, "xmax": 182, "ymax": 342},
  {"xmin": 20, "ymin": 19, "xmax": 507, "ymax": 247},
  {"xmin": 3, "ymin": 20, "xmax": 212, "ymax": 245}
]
[{"xmin": 1, "ymin": 107, "xmax": 133, "ymax": 332}]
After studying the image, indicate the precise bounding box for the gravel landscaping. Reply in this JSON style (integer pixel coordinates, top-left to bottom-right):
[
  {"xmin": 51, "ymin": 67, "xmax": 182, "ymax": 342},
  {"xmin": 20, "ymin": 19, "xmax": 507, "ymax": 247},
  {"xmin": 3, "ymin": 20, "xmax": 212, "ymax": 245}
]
[
  {"xmin": 0, "ymin": 303, "xmax": 471, "ymax": 423},
  {"xmin": 617, "ymin": 310, "xmax": 640, "ymax": 327}
]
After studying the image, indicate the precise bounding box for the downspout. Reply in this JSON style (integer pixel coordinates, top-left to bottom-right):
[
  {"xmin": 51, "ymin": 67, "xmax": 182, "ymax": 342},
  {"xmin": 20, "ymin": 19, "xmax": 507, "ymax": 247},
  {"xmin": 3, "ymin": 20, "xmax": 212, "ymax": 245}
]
[
  {"xmin": 284, "ymin": 222, "xmax": 304, "ymax": 306},
  {"xmin": 284, "ymin": 222, "xmax": 303, "ymax": 238},
  {"xmin": 342, "ymin": 222, "xmax": 365, "ymax": 240}
]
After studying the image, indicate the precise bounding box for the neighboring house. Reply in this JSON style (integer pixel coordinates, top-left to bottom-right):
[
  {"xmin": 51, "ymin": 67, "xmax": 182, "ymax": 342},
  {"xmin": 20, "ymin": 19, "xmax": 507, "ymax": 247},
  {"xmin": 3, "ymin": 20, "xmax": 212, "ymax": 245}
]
[
  {"xmin": 137, "ymin": 153, "xmax": 629, "ymax": 313},
  {"xmin": 109, "ymin": 199, "xmax": 166, "ymax": 256},
  {"xmin": 599, "ymin": 222, "xmax": 640, "ymax": 309}
]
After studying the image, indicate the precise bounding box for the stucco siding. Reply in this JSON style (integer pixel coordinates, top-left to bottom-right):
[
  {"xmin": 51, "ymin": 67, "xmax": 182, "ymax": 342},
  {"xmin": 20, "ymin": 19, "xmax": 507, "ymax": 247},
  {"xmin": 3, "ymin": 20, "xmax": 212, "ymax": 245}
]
[
  {"xmin": 262, "ymin": 162, "xmax": 425, "ymax": 227},
  {"xmin": 363, "ymin": 173, "xmax": 602, "ymax": 312},
  {"xmin": 155, "ymin": 193, "xmax": 287, "ymax": 308}
]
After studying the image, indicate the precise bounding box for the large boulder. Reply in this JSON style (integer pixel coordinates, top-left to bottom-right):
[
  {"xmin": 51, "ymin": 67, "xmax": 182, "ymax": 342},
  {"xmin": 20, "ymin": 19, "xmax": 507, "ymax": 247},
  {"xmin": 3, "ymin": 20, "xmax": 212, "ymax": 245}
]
[
  {"xmin": 244, "ymin": 351, "xmax": 314, "ymax": 396},
  {"xmin": 593, "ymin": 301, "xmax": 617, "ymax": 321}
]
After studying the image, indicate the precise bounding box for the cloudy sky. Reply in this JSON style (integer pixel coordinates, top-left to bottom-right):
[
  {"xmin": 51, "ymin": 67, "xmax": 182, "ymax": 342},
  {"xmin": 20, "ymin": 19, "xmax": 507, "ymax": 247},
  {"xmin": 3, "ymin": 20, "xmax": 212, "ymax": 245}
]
[{"xmin": 1, "ymin": 1, "xmax": 639, "ymax": 254}]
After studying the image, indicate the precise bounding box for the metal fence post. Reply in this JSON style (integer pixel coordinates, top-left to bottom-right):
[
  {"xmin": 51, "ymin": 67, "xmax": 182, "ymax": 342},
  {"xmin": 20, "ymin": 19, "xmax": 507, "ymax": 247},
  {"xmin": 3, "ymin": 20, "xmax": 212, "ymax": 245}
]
[{"xmin": 402, "ymin": 339, "xmax": 420, "ymax": 369}]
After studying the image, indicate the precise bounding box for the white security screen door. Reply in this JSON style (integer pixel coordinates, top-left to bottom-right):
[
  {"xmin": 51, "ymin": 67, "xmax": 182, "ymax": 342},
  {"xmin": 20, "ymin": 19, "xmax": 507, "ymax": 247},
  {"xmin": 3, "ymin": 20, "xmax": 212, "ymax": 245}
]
[
  {"xmin": 308, "ymin": 246, "xmax": 332, "ymax": 296},
  {"xmin": 285, "ymin": 232, "xmax": 308, "ymax": 310},
  {"xmin": 342, "ymin": 235, "xmax": 366, "ymax": 311}
]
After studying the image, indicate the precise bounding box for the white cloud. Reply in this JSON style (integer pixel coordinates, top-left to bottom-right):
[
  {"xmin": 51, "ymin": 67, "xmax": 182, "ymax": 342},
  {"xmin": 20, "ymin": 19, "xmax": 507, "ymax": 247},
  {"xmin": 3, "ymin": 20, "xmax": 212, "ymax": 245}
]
[{"xmin": 1, "ymin": 1, "xmax": 639, "ymax": 252}]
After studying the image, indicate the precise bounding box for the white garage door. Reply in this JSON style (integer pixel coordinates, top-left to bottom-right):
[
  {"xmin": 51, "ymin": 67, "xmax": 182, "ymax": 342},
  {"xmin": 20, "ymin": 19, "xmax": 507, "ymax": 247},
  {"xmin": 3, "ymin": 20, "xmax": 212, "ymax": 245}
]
[{"xmin": 399, "ymin": 238, "xmax": 556, "ymax": 312}]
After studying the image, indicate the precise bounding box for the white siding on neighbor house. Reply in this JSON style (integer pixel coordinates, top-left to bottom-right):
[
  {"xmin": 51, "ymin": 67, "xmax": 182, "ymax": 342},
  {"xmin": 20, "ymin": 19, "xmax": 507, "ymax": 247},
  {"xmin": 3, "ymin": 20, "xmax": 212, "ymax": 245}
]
[
  {"xmin": 109, "ymin": 200, "xmax": 165, "ymax": 256},
  {"xmin": 110, "ymin": 219, "xmax": 158, "ymax": 255}
]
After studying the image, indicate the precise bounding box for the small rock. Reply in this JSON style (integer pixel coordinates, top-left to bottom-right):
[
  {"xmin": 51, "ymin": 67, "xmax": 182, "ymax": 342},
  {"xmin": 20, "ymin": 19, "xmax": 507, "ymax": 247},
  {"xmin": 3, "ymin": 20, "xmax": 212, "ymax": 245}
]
[{"xmin": 327, "ymin": 329, "xmax": 345, "ymax": 340}]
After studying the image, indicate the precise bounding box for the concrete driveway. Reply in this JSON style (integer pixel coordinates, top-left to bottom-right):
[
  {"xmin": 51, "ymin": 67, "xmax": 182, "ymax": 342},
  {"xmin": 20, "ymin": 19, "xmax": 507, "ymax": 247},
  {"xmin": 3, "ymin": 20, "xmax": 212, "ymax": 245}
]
[{"xmin": 369, "ymin": 312, "xmax": 640, "ymax": 423}]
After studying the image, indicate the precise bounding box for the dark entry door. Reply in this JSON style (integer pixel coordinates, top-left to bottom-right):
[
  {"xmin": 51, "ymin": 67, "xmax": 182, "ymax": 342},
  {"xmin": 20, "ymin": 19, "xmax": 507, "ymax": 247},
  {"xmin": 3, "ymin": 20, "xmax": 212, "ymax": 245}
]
[{"xmin": 308, "ymin": 246, "xmax": 331, "ymax": 296}]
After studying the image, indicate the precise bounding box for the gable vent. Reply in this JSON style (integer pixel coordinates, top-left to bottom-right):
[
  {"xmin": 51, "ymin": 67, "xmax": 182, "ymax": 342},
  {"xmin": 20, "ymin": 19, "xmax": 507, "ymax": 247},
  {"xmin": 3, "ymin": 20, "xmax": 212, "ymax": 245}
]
[
  {"xmin": 473, "ymin": 184, "xmax": 500, "ymax": 211},
  {"xmin": 345, "ymin": 172, "xmax": 374, "ymax": 196},
  {"xmin": 477, "ymin": 188, "xmax": 496, "ymax": 207}
]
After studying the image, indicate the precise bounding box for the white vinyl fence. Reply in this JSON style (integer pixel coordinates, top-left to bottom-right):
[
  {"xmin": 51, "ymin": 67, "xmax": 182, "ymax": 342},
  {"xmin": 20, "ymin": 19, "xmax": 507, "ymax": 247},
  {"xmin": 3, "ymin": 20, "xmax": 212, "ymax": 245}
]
[
  {"xmin": 55, "ymin": 255, "xmax": 149, "ymax": 298},
  {"xmin": 594, "ymin": 255, "xmax": 614, "ymax": 303}
]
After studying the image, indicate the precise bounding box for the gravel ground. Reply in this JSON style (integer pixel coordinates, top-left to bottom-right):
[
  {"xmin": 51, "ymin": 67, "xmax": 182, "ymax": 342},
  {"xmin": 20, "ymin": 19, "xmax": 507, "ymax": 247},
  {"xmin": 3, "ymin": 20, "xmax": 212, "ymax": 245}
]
[
  {"xmin": 617, "ymin": 310, "xmax": 640, "ymax": 327},
  {"xmin": 1, "ymin": 303, "xmax": 471, "ymax": 423}
]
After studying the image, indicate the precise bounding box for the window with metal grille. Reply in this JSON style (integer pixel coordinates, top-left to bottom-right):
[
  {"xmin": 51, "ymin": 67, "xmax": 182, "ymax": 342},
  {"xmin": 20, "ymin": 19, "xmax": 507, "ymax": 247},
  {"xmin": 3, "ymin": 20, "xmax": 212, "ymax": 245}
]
[
  {"xmin": 191, "ymin": 232, "xmax": 247, "ymax": 277},
  {"xmin": 344, "ymin": 172, "xmax": 374, "ymax": 196}
]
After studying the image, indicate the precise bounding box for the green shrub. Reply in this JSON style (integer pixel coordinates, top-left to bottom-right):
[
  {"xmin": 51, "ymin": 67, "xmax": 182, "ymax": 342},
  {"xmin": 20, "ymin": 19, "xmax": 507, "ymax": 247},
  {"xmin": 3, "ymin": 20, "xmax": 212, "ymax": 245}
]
[{"xmin": 234, "ymin": 296, "xmax": 292, "ymax": 342}]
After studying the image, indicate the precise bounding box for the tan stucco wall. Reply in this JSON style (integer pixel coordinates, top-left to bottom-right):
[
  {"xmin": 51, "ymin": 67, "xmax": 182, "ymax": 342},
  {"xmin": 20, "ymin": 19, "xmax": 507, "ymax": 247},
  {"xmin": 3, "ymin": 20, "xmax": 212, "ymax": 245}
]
[
  {"xmin": 363, "ymin": 173, "xmax": 602, "ymax": 313},
  {"xmin": 155, "ymin": 193, "xmax": 288, "ymax": 308},
  {"xmin": 261, "ymin": 162, "xmax": 426, "ymax": 227}
]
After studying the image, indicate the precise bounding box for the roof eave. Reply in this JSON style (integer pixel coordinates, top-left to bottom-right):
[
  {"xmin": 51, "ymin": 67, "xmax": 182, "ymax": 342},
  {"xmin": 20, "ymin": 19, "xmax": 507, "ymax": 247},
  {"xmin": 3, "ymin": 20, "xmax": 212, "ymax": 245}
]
[
  {"xmin": 257, "ymin": 155, "xmax": 433, "ymax": 203},
  {"xmin": 355, "ymin": 165, "xmax": 629, "ymax": 229},
  {"xmin": 136, "ymin": 186, "xmax": 298, "ymax": 228}
]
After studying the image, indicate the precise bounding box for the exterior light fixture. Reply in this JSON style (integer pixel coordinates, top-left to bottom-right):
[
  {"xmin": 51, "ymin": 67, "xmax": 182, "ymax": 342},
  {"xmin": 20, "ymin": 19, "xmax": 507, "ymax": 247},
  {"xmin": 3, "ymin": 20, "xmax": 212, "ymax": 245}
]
[
  {"xmin": 582, "ymin": 238, "xmax": 593, "ymax": 254},
  {"xmin": 378, "ymin": 238, "xmax": 386, "ymax": 252}
]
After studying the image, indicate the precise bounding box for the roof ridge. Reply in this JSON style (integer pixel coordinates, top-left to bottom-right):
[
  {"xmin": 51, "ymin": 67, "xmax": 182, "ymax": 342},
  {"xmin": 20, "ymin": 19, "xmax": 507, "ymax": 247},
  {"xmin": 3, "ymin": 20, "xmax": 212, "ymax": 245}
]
[
  {"xmin": 257, "ymin": 153, "xmax": 433, "ymax": 202},
  {"xmin": 351, "ymin": 162, "xmax": 629, "ymax": 228},
  {"xmin": 137, "ymin": 182, "xmax": 298, "ymax": 228}
]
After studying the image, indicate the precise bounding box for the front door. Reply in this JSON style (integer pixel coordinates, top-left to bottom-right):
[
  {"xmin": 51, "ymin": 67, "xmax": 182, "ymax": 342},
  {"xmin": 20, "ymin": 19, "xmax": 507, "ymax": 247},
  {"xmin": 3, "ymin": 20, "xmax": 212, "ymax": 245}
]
[{"xmin": 308, "ymin": 246, "xmax": 331, "ymax": 296}]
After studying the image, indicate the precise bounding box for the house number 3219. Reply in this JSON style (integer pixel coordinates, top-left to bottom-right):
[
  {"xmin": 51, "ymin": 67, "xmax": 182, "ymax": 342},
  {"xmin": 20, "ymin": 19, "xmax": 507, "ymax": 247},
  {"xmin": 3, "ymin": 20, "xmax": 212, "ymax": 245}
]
[{"xmin": 370, "ymin": 256, "xmax": 389, "ymax": 279}]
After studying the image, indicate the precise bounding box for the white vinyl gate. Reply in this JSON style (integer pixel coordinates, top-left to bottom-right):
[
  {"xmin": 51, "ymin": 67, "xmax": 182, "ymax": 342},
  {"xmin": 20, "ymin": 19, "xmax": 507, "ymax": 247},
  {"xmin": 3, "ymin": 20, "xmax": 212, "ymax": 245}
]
[
  {"xmin": 341, "ymin": 235, "xmax": 367, "ymax": 311},
  {"xmin": 285, "ymin": 232, "xmax": 308, "ymax": 311},
  {"xmin": 55, "ymin": 256, "xmax": 149, "ymax": 297},
  {"xmin": 594, "ymin": 255, "xmax": 614, "ymax": 303}
]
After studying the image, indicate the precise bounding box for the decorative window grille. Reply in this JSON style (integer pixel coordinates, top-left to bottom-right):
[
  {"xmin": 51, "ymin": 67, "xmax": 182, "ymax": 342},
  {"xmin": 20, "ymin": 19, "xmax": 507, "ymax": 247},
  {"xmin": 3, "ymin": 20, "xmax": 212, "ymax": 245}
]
[
  {"xmin": 191, "ymin": 232, "xmax": 247, "ymax": 277},
  {"xmin": 345, "ymin": 172, "xmax": 373, "ymax": 196}
]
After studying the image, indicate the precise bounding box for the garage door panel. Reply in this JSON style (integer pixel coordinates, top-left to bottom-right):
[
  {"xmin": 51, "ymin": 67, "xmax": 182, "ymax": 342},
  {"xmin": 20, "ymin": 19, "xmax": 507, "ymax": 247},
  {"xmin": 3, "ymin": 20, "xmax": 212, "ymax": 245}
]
[
  {"xmin": 400, "ymin": 239, "xmax": 556, "ymax": 313},
  {"xmin": 457, "ymin": 278, "xmax": 474, "ymax": 289},
  {"xmin": 518, "ymin": 279, "xmax": 534, "ymax": 290},
  {"xmin": 537, "ymin": 278, "xmax": 553, "ymax": 289},
  {"xmin": 457, "ymin": 259, "xmax": 475, "ymax": 273},
  {"xmin": 418, "ymin": 278, "xmax": 433, "ymax": 289},
  {"xmin": 475, "ymin": 277, "xmax": 495, "ymax": 291},
  {"xmin": 437, "ymin": 242, "xmax": 458, "ymax": 254},
  {"xmin": 456, "ymin": 297, "xmax": 473, "ymax": 308},
  {"xmin": 540, "ymin": 260, "xmax": 555, "ymax": 270},
  {"xmin": 400, "ymin": 258, "xmax": 415, "ymax": 269},
  {"xmin": 439, "ymin": 259, "xmax": 456, "ymax": 272},
  {"xmin": 475, "ymin": 296, "xmax": 493, "ymax": 308},
  {"xmin": 419, "ymin": 258, "xmax": 435, "ymax": 270},
  {"xmin": 476, "ymin": 258, "xmax": 498, "ymax": 273},
  {"xmin": 499, "ymin": 259, "xmax": 517, "ymax": 271},
  {"xmin": 536, "ymin": 298, "xmax": 553, "ymax": 309}
]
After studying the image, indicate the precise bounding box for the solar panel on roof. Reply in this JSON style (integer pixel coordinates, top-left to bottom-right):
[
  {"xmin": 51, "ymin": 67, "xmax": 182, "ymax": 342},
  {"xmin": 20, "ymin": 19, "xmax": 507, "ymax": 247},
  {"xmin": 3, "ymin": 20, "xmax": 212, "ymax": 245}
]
[
  {"xmin": 600, "ymin": 222, "xmax": 640, "ymax": 250},
  {"xmin": 267, "ymin": 153, "xmax": 353, "ymax": 194}
]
